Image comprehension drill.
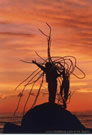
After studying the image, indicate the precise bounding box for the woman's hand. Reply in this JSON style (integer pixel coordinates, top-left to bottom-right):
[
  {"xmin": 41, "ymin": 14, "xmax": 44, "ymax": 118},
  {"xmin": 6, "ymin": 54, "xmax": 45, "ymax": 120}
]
[{"xmin": 32, "ymin": 60, "xmax": 36, "ymax": 64}]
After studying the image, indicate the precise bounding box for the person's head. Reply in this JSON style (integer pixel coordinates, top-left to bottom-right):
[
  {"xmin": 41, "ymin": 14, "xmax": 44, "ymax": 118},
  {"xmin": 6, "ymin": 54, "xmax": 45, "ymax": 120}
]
[{"xmin": 45, "ymin": 62, "xmax": 52, "ymax": 68}]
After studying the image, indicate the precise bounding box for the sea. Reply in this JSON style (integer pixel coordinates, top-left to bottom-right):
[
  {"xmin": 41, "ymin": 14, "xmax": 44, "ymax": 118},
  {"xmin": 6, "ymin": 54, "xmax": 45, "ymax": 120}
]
[{"xmin": 0, "ymin": 112, "xmax": 92, "ymax": 133}]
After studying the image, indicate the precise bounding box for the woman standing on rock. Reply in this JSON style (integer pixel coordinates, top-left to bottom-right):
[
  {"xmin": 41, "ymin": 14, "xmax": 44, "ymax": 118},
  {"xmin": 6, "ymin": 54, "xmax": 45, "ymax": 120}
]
[{"xmin": 32, "ymin": 60, "xmax": 61, "ymax": 103}]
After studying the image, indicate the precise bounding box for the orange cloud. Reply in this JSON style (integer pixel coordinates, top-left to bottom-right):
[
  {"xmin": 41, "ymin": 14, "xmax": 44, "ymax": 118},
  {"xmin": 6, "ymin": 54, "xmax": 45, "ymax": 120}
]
[{"xmin": 0, "ymin": 32, "xmax": 35, "ymax": 37}]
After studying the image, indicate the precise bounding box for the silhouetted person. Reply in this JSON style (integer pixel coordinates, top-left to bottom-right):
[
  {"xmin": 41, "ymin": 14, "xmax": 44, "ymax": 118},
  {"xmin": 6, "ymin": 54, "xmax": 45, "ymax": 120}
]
[
  {"xmin": 60, "ymin": 68, "xmax": 70, "ymax": 109},
  {"xmin": 32, "ymin": 60, "xmax": 61, "ymax": 103}
]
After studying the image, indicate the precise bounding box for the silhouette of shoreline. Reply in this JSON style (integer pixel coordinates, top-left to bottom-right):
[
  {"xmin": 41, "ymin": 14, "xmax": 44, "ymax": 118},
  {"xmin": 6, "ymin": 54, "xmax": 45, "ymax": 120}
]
[{"xmin": 3, "ymin": 102, "xmax": 92, "ymax": 133}]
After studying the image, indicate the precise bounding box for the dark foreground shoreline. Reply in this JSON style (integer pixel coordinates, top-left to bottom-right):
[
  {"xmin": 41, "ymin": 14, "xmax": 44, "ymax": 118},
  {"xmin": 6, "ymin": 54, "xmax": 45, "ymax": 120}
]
[{"xmin": 3, "ymin": 103, "xmax": 92, "ymax": 133}]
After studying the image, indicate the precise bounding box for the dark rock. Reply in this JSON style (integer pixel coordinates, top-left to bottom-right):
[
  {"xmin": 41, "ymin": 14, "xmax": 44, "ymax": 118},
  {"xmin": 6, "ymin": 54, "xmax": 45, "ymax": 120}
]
[
  {"xmin": 3, "ymin": 122, "xmax": 21, "ymax": 133},
  {"xmin": 21, "ymin": 102, "xmax": 86, "ymax": 133},
  {"xmin": 3, "ymin": 103, "xmax": 92, "ymax": 133}
]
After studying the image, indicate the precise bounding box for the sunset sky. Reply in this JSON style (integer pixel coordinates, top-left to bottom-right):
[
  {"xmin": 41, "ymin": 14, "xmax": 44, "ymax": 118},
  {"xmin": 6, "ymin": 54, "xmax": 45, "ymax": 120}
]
[{"xmin": 0, "ymin": 0, "xmax": 92, "ymax": 113}]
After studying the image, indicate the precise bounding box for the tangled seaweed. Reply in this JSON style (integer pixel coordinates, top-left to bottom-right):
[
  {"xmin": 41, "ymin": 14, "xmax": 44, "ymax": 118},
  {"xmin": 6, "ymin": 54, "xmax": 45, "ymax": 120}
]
[{"xmin": 14, "ymin": 23, "xmax": 86, "ymax": 115}]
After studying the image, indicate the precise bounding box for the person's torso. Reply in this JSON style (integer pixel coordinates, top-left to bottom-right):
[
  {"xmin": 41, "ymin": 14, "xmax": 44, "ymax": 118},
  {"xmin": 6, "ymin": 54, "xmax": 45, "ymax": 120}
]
[{"xmin": 45, "ymin": 66, "xmax": 58, "ymax": 82}]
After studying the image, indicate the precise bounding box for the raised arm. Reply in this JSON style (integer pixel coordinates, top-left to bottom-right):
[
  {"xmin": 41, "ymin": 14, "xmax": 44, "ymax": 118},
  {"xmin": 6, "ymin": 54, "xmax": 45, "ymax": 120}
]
[{"xmin": 32, "ymin": 60, "xmax": 46, "ymax": 72}]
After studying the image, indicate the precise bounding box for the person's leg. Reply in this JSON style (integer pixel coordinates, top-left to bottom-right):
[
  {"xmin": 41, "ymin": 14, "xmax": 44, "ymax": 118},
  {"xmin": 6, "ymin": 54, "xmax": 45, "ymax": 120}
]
[
  {"xmin": 63, "ymin": 99, "xmax": 66, "ymax": 109},
  {"xmin": 48, "ymin": 81, "xmax": 57, "ymax": 103}
]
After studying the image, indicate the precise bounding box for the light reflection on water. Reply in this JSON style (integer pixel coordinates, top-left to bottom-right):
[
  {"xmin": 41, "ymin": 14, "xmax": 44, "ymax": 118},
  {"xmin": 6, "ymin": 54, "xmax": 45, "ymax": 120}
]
[
  {"xmin": 0, "ymin": 113, "xmax": 22, "ymax": 133},
  {"xmin": 73, "ymin": 112, "xmax": 92, "ymax": 129}
]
